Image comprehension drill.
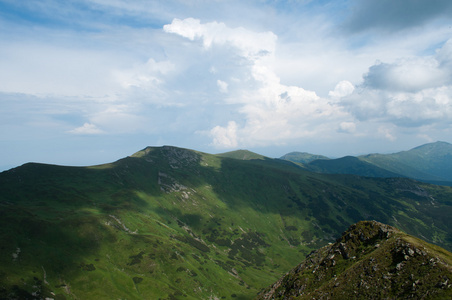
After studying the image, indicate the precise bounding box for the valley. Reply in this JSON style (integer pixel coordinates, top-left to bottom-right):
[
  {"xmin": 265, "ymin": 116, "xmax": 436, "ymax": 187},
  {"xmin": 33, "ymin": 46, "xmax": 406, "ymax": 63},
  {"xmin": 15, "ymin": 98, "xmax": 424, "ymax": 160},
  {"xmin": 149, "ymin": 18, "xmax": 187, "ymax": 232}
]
[{"xmin": 0, "ymin": 144, "xmax": 451, "ymax": 299}]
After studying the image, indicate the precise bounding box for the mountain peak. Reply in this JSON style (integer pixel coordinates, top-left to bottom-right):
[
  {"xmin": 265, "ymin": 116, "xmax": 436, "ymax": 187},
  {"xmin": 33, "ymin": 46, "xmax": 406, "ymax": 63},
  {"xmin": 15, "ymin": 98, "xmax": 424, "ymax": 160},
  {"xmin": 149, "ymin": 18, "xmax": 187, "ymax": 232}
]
[
  {"xmin": 129, "ymin": 145, "xmax": 202, "ymax": 169},
  {"xmin": 216, "ymin": 149, "xmax": 266, "ymax": 160},
  {"xmin": 258, "ymin": 220, "xmax": 452, "ymax": 299},
  {"xmin": 413, "ymin": 140, "xmax": 451, "ymax": 147},
  {"xmin": 280, "ymin": 141, "xmax": 452, "ymax": 183},
  {"xmin": 411, "ymin": 140, "xmax": 452, "ymax": 152}
]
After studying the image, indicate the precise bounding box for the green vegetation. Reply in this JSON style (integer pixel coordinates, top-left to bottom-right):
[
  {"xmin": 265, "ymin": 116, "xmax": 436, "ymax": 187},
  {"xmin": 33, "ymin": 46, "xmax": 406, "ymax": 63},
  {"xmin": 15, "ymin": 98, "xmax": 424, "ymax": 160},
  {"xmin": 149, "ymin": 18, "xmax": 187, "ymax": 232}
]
[
  {"xmin": 217, "ymin": 149, "xmax": 267, "ymax": 160},
  {"xmin": 279, "ymin": 152, "xmax": 330, "ymax": 165},
  {"xmin": 308, "ymin": 156, "xmax": 402, "ymax": 178},
  {"xmin": 258, "ymin": 221, "xmax": 452, "ymax": 299},
  {"xmin": 361, "ymin": 141, "xmax": 452, "ymax": 183},
  {"xmin": 0, "ymin": 145, "xmax": 451, "ymax": 299},
  {"xmin": 281, "ymin": 141, "xmax": 452, "ymax": 185}
]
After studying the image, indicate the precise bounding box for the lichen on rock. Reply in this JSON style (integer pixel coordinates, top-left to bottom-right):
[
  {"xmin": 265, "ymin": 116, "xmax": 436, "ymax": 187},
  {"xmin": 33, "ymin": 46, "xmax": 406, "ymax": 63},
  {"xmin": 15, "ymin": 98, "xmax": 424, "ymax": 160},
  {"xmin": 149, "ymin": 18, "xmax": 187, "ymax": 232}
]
[{"xmin": 257, "ymin": 221, "xmax": 452, "ymax": 300}]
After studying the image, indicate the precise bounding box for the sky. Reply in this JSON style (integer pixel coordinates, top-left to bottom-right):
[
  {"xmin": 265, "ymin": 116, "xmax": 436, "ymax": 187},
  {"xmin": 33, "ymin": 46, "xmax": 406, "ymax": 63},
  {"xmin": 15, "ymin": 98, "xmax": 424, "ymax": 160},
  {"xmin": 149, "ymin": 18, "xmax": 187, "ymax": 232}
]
[{"xmin": 1, "ymin": 0, "xmax": 452, "ymax": 171}]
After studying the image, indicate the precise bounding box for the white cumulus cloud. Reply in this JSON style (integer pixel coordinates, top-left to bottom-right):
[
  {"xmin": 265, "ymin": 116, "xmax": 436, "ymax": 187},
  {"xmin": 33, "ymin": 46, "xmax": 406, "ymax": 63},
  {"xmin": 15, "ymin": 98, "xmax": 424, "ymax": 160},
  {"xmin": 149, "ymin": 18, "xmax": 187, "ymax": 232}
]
[
  {"xmin": 210, "ymin": 121, "xmax": 238, "ymax": 148},
  {"xmin": 163, "ymin": 18, "xmax": 277, "ymax": 59},
  {"xmin": 68, "ymin": 123, "xmax": 104, "ymax": 135},
  {"xmin": 217, "ymin": 80, "xmax": 228, "ymax": 93},
  {"xmin": 363, "ymin": 58, "xmax": 448, "ymax": 93},
  {"xmin": 166, "ymin": 18, "xmax": 351, "ymax": 149},
  {"xmin": 115, "ymin": 58, "xmax": 175, "ymax": 89},
  {"xmin": 338, "ymin": 121, "xmax": 356, "ymax": 133},
  {"xmin": 329, "ymin": 80, "xmax": 355, "ymax": 99},
  {"xmin": 341, "ymin": 39, "xmax": 452, "ymax": 127}
]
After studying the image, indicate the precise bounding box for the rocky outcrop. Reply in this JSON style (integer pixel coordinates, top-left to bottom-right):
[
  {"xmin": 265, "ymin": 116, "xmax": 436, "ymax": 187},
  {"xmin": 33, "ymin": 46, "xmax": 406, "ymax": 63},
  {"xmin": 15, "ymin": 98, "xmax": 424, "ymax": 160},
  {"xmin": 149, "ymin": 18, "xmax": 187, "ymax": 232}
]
[
  {"xmin": 258, "ymin": 221, "xmax": 452, "ymax": 299},
  {"xmin": 161, "ymin": 146, "xmax": 200, "ymax": 169}
]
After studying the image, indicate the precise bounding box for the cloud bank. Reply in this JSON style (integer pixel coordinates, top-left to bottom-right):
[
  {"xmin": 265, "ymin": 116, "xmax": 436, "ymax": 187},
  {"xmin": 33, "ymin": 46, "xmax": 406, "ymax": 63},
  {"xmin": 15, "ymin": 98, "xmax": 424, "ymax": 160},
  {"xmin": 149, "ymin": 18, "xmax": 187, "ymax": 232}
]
[
  {"xmin": 0, "ymin": 0, "xmax": 451, "ymax": 170},
  {"xmin": 164, "ymin": 18, "xmax": 352, "ymax": 148},
  {"xmin": 163, "ymin": 17, "xmax": 452, "ymax": 149},
  {"xmin": 342, "ymin": 39, "xmax": 452, "ymax": 128}
]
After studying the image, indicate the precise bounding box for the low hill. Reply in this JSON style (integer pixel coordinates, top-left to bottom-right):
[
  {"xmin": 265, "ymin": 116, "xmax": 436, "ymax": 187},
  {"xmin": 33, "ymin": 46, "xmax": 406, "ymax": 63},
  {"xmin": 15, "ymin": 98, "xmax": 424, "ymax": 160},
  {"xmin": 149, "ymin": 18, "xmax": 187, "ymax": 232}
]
[
  {"xmin": 258, "ymin": 221, "xmax": 452, "ymax": 299},
  {"xmin": 0, "ymin": 146, "xmax": 451, "ymax": 299},
  {"xmin": 279, "ymin": 152, "xmax": 329, "ymax": 164},
  {"xmin": 217, "ymin": 149, "xmax": 267, "ymax": 160}
]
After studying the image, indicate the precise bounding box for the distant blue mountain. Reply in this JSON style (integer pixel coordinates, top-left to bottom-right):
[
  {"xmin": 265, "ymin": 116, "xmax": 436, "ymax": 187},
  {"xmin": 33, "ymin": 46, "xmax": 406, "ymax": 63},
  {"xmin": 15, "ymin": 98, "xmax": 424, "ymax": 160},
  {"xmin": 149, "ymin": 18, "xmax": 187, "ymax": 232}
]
[{"xmin": 281, "ymin": 141, "xmax": 452, "ymax": 185}]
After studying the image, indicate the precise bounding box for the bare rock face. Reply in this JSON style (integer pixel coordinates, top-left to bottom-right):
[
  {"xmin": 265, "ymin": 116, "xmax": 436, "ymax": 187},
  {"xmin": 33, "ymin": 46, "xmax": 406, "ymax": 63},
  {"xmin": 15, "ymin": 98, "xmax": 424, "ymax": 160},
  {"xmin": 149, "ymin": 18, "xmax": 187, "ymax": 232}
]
[
  {"xmin": 161, "ymin": 146, "xmax": 200, "ymax": 169},
  {"xmin": 257, "ymin": 221, "xmax": 452, "ymax": 300},
  {"xmin": 131, "ymin": 145, "xmax": 201, "ymax": 169}
]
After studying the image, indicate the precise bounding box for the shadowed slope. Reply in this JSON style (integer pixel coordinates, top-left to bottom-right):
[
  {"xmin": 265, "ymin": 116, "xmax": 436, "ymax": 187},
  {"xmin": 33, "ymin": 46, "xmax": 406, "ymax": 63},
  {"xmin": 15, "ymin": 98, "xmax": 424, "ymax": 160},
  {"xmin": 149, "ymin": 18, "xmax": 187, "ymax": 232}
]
[
  {"xmin": 279, "ymin": 152, "xmax": 329, "ymax": 165},
  {"xmin": 0, "ymin": 146, "xmax": 451, "ymax": 299},
  {"xmin": 308, "ymin": 156, "xmax": 402, "ymax": 177},
  {"xmin": 280, "ymin": 141, "xmax": 452, "ymax": 185},
  {"xmin": 361, "ymin": 141, "xmax": 452, "ymax": 182}
]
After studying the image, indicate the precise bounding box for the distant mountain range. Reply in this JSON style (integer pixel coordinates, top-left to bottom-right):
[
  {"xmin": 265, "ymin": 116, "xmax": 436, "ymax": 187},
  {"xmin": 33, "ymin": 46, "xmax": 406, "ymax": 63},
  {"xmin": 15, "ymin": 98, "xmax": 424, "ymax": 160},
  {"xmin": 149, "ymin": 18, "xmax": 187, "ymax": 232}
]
[
  {"xmin": 280, "ymin": 141, "xmax": 452, "ymax": 185},
  {"xmin": 279, "ymin": 152, "xmax": 330, "ymax": 164},
  {"xmin": 0, "ymin": 143, "xmax": 451, "ymax": 299}
]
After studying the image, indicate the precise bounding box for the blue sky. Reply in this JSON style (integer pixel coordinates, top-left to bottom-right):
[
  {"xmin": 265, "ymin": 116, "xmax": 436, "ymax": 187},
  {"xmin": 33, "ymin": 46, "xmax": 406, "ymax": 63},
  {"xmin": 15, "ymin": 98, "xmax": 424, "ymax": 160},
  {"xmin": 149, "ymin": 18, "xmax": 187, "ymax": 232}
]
[{"xmin": 1, "ymin": 0, "xmax": 452, "ymax": 170}]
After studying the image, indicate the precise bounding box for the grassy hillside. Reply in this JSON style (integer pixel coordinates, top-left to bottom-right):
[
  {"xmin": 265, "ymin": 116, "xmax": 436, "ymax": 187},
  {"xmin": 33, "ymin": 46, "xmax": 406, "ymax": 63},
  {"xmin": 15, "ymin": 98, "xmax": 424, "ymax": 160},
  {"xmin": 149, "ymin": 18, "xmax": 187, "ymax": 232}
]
[
  {"xmin": 360, "ymin": 141, "xmax": 452, "ymax": 182},
  {"xmin": 307, "ymin": 156, "xmax": 402, "ymax": 178},
  {"xmin": 217, "ymin": 149, "xmax": 267, "ymax": 160},
  {"xmin": 0, "ymin": 146, "xmax": 451, "ymax": 299},
  {"xmin": 258, "ymin": 221, "xmax": 452, "ymax": 299},
  {"xmin": 281, "ymin": 141, "xmax": 452, "ymax": 185},
  {"xmin": 279, "ymin": 152, "xmax": 329, "ymax": 164}
]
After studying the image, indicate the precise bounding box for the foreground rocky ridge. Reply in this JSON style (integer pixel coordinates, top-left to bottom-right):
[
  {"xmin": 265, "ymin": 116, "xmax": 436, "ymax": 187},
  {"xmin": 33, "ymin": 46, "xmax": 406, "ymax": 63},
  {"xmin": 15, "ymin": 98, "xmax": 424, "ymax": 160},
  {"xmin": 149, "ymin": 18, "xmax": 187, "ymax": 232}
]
[{"xmin": 258, "ymin": 221, "xmax": 452, "ymax": 299}]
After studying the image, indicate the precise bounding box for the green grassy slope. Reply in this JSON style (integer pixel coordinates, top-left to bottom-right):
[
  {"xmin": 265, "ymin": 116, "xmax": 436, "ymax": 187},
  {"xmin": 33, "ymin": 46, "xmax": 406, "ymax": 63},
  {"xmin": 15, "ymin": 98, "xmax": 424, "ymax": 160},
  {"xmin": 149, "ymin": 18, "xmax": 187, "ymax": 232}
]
[
  {"xmin": 307, "ymin": 156, "xmax": 403, "ymax": 178},
  {"xmin": 279, "ymin": 152, "xmax": 330, "ymax": 164},
  {"xmin": 0, "ymin": 146, "xmax": 451, "ymax": 299},
  {"xmin": 280, "ymin": 141, "xmax": 452, "ymax": 185},
  {"xmin": 257, "ymin": 221, "xmax": 452, "ymax": 299},
  {"xmin": 360, "ymin": 141, "xmax": 452, "ymax": 182},
  {"xmin": 217, "ymin": 149, "xmax": 267, "ymax": 160}
]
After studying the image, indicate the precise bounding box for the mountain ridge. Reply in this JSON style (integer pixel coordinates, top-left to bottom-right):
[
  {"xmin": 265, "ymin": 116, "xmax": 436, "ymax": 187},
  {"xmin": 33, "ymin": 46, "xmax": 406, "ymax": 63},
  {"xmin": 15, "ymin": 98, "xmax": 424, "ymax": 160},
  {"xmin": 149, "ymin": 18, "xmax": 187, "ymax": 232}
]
[
  {"xmin": 279, "ymin": 152, "xmax": 330, "ymax": 165},
  {"xmin": 307, "ymin": 156, "xmax": 403, "ymax": 178},
  {"xmin": 257, "ymin": 220, "xmax": 452, "ymax": 299},
  {"xmin": 217, "ymin": 149, "xmax": 267, "ymax": 160},
  {"xmin": 1, "ymin": 145, "xmax": 451, "ymax": 299},
  {"xmin": 280, "ymin": 141, "xmax": 452, "ymax": 185},
  {"xmin": 360, "ymin": 141, "xmax": 452, "ymax": 182}
]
